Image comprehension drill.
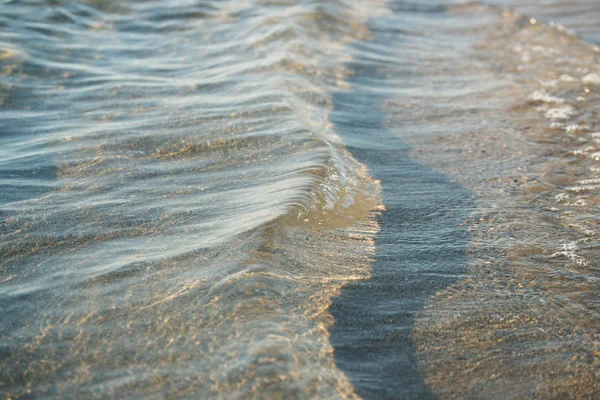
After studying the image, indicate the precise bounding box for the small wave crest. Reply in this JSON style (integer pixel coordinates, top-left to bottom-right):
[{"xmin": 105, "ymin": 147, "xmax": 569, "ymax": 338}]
[{"xmin": 0, "ymin": 0, "xmax": 385, "ymax": 398}]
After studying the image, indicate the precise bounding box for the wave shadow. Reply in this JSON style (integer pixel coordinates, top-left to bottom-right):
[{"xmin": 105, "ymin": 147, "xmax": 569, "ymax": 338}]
[{"xmin": 328, "ymin": 14, "xmax": 473, "ymax": 400}]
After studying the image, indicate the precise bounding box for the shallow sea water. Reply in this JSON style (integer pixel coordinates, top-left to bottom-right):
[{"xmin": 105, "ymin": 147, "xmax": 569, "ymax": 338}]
[{"xmin": 1, "ymin": 0, "xmax": 600, "ymax": 399}]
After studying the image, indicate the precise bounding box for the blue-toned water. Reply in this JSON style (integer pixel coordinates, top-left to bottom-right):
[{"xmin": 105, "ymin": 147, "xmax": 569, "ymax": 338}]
[{"xmin": 1, "ymin": 0, "xmax": 599, "ymax": 398}]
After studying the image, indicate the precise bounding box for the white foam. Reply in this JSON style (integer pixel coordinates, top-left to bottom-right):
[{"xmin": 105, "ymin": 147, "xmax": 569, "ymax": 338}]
[
  {"xmin": 578, "ymin": 178, "xmax": 600, "ymax": 185},
  {"xmin": 565, "ymin": 124, "xmax": 589, "ymax": 134},
  {"xmin": 582, "ymin": 73, "xmax": 600, "ymax": 85},
  {"xmin": 549, "ymin": 22, "xmax": 577, "ymax": 36},
  {"xmin": 540, "ymin": 79, "xmax": 559, "ymax": 88},
  {"xmin": 551, "ymin": 241, "xmax": 589, "ymax": 266},
  {"xmin": 528, "ymin": 90, "xmax": 564, "ymax": 104},
  {"xmin": 555, "ymin": 193, "xmax": 569, "ymax": 202},
  {"xmin": 567, "ymin": 184, "xmax": 600, "ymax": 193},
  {"xmin": 544, "ymin": 105, "xmax": 576, "ymax": 120},
  {"xmin": 531, "ymin": 45, "xmax": 559, "ymax": 55}
]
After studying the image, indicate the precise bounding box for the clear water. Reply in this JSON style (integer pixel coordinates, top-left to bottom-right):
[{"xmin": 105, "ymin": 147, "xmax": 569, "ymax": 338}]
[{"xmin": 1, "ymin": 0, "xmax": 599, "ymax": 398}]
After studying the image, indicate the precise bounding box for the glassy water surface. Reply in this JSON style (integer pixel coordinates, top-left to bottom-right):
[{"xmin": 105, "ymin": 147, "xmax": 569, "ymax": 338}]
[{"xmin": 1, "ymin": 0, "xmax": 599, "ymax": 398}]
